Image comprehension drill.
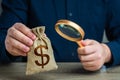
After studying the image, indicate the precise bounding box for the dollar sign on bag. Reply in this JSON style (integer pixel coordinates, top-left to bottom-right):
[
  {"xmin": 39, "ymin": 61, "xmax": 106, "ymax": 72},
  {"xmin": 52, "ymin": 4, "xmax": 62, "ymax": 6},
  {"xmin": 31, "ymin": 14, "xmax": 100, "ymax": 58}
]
[{"xmin": 34, "ymin": 45, "xmax": 50, "ymax": 68}]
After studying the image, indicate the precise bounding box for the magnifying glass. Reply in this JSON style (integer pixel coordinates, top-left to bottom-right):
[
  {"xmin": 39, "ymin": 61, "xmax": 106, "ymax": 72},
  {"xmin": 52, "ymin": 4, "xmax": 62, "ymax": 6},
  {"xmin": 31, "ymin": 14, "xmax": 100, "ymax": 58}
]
[{"xmin": 55, "ymin": 19, "xmax": 85, "ymax": 48}]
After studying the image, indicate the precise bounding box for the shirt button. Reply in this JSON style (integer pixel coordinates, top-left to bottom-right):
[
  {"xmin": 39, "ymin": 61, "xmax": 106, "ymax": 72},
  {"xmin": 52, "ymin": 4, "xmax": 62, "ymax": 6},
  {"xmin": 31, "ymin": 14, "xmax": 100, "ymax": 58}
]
[{"xmin": 68, "ymin": 13, "xmax": 73, "ymax": 16}]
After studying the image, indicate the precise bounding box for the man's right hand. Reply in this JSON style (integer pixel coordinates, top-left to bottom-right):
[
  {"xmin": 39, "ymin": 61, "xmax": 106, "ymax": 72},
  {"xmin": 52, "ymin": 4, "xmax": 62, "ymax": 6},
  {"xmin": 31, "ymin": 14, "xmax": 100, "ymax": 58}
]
[{"xmin": 5, "ymin": 23, "xmax": 36, "ymax": 56}]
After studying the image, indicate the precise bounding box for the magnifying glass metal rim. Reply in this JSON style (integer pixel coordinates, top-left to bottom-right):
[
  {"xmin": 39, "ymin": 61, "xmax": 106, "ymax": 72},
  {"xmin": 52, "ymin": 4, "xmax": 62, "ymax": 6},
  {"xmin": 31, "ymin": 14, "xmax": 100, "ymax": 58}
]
[{"xmin": 55, "ymin": 19, "xmax": 85, "ymax": 42}]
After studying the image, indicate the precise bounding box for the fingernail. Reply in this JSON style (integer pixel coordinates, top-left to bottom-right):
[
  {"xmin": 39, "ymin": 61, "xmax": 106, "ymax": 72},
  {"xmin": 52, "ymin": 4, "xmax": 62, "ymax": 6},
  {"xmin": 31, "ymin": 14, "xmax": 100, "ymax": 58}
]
[
  {"xmin": 32, "ymin": 34, "xmax": 36, "ymax": 40},
  {"xmin": 23, "ymin": 47, "xmax": 30, "ymax": 52},
  {"xmin": 27, "ymin": 40, "xmax": 33, "ymax": 46}
]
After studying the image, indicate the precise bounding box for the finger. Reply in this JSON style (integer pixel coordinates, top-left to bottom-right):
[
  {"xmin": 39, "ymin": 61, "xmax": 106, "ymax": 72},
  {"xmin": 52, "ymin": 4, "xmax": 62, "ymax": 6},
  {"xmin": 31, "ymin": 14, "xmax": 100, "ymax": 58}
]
[
  {"xmin": 78, "ymin": 53, "xmax": 97, "ymax": 62},
  {"xmin": 77, "ymin": 45, "xmax": 96, "ymax": 55},
  {"xmin": 13, "ymin": 23, "xmax": 36, "ymax": 40},
  {"xmin": 81, "ymin": 60, "xmax": 97, "ymax": 67},
  {"xmin": 83, "ymin": 66, "xmax": 100, "ymax": 71},
  {"xmin": 82, "ymin": 61, "xmax": 97, "ymax": 71},
  {"xmin": 5, "ymin": 37, "xmax": 27, "ymax": 56},
  {"xmin": 81, "ymin": 60, "xmax": 102, "ymax": 71},
  {"xmin": 83, "ymin": 63, "xmax": 102, "ymax": 71},
  {"xmin": 81, "ymin": 39, "xmax": 98, "ymax": 46},
  {"xmin": 7, "ymin": 36, "xmax": 30, "ymax": 53},
  {"xmin": 8, "ymin": 27, "xmax": 33, "ymax": 47},
  {"xmin": 8, "ymin": 46, "xmax": 27, "ymax": 56}
]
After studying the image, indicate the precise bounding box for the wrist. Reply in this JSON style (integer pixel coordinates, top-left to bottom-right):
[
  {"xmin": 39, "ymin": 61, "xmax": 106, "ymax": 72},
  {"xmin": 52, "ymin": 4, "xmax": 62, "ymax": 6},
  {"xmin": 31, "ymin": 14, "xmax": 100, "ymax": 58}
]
[{"xmin": 101, "ymin": 43, "xmax": 111, "ymax": 63}]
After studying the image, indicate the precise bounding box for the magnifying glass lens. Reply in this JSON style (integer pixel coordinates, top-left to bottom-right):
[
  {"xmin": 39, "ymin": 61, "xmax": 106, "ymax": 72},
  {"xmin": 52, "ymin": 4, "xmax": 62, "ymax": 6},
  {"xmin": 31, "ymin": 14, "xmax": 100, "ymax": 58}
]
[
  {"xmin": 58, "ymin": 24, "xmax": 81, "ymax": 38},
  {"xmin": 55, "ymin": 20, "xmax": 85, "ymax": 47}
]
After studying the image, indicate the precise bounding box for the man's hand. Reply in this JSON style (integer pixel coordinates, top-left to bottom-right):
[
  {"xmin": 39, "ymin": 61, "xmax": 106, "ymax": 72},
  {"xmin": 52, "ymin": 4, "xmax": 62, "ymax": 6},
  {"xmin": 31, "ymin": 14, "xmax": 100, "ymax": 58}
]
[
  {"xmin": 5, "ymin": 23, "xmax": 36, "ymax": 56},
  {"xmin": 77, "ymin": 39, "xmax": 111, "ymax": 71}
]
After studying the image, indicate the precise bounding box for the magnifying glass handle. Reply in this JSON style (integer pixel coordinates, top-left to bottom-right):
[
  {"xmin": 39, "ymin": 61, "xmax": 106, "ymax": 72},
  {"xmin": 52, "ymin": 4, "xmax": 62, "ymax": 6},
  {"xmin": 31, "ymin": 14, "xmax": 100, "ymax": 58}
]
[{"xmin": 76, "ymin": 41, "xmax": 84, "ymax": 48}]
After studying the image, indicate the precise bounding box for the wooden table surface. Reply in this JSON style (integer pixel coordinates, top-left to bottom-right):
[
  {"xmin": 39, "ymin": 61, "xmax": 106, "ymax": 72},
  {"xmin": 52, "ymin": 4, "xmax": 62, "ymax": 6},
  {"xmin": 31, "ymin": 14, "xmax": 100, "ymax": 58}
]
[{"xmin": 0, "ymin": 62, "xmax": 120, "ymax": 80}]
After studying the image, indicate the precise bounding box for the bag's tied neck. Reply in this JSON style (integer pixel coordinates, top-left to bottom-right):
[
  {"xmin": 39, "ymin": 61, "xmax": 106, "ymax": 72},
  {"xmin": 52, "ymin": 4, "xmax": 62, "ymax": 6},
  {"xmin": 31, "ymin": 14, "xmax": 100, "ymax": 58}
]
[{"xmin": 32, "ymin": 26, "xmax": 45, "ymax": 38}]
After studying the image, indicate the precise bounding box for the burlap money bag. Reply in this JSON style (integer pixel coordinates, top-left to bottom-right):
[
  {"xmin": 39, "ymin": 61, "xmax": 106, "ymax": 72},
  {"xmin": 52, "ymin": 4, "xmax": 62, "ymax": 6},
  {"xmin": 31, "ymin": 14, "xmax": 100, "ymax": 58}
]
[{"xmin": 26, "ymin": 26, "xmax": 58, "ymax": 75}]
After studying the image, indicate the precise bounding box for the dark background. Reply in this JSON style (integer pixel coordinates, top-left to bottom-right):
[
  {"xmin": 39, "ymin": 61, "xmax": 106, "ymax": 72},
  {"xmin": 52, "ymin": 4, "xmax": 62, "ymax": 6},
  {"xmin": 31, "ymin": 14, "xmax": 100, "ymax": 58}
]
[{"xmin": 0, "ymin": 0, "xmax": 108, "ymax": 42}]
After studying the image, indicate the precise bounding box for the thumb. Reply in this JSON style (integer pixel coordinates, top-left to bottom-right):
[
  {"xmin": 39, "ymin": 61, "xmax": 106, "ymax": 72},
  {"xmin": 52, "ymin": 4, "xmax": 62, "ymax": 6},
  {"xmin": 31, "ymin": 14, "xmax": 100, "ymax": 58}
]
[
  {"xmin": 80, "ymin": 40, "xmax": 87, "ymax": 46},
  {"xmin": 79, "ymin": 39, "xmax": 93, "ymax": 46},
  {"xmin": 76, "ymin": 40, "xmax": 86, "ymax": 47}
]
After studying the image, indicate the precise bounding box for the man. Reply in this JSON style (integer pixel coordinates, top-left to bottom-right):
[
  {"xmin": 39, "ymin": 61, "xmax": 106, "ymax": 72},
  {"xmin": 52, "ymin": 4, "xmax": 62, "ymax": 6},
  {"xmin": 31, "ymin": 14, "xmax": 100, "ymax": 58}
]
[{"xmin": 0, "ymin": 0, "xmax": 120, "ymax": 71}]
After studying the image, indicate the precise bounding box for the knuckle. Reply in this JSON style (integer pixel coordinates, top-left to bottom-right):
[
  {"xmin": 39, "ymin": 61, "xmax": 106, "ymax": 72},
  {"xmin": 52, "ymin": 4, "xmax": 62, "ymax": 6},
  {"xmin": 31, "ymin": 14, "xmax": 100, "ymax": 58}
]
[
  {"xmin": 14, "ymin": 23, "xmax": 25, "ymax": 30},
  {"xmin": 5, "ymin": 37, "xmax": 12, "ymax": 49},
  {"xmin": 14, "ymin": 23, "xmax": 19, "ymax": 26},
  {"xmin": 78, "ymin": 48, "xmax": 85, "ymax": 54},
  {"xmin": 8, "ymin": 27, "xmax": 16, "ymax": 36},
  {"xmin": 6, "ymin": 45, "xmax": 14, "ymax": 54},
  {"xmin": 83, "ymin": 48, "xmax": 87, "ymax": 54},
  {"xmin": 5, "ymin": 40, "xmax": 9, "ymax": 48},
  {"xmin": 77, "ymin": 48, "xmax": 81, "ymax": 53},
  {"xmin": 14, "ymin": 22, "xmax": 22, "ymax": 27},
  {"xmin": 7, "ymin": 27, "xmax": 13, "ymax": 34}
]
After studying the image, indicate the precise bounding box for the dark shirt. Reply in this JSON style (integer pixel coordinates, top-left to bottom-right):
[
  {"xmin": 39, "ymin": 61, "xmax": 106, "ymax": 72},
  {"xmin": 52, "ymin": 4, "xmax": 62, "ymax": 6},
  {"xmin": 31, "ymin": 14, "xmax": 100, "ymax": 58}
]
[{"xmin": 0, "ymin": 0, "xmax": 120, "ymax": 67}]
